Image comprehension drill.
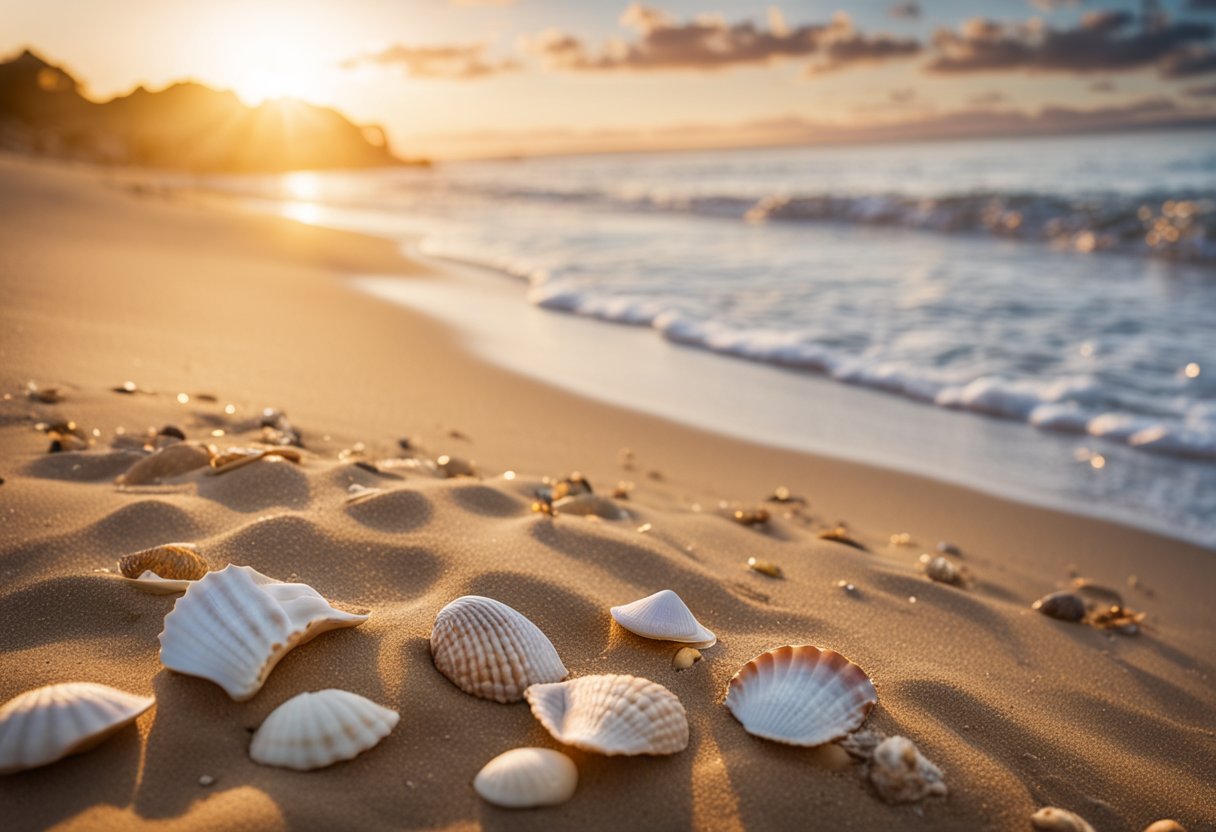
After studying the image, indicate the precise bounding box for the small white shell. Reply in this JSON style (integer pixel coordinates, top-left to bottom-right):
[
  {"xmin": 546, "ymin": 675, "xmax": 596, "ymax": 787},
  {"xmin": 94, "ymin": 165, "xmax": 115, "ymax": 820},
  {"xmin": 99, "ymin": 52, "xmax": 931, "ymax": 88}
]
[
  {"xmin": 473, "ymin": 747, "xmax": 578, "ymax": 808},
  {"xmin": 610, "ymin": 590, "xmax": 716, "ymax": 648},
  {"xmin": 869, "ymin": 736, "xmax": 947, "ymax": 803},
  {"xmin": 431, "ymin": 596, "xmax": 567, "ymax": 703},
  {"xmin": 158, "ymin": 565, "xmax": 368, "ymax": 701},
  {"xmin": 0, "ymin": 683, "xmax": 154, "ymax": 774},
  {"xmin": 249, "ymin": 689, "xmax": 398, "ymax": 771},
  {"xmin": 524, "ymin": 674, "xmax": 689, "ymax": 756},
  {"xmin": 724, "ymin": 645, "xmax": 876, "ymax": 747}
]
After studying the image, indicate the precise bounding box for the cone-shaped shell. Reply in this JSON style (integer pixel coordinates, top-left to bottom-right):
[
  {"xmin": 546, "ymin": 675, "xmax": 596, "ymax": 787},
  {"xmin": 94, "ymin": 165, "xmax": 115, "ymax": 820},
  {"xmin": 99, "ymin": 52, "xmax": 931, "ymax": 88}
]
[
  {"xmin": 431, "ymin": 596, "xmax": 567, "ymax": 703},
  {"xmin": 610, "ymin": 589, "xmax": 716, "ymax": 648},
  {"xmin": 473, "ymin": 748, "xmax": 578, "ymax": 808},
  {"xmin": 249, "ymin": 689, "xmax": 398, "ymax": 771},
  {"xmin": 0, "ymin": 683, "xmax": 154, "ymax": 774},
  {"xmin": 524, "ymin": 674, "xmax": 689, "ymax": 756},
  {"xmin": 158, "ymin": 565, "xmax": 368, "ymax": 701},
  {"xmin": 725, "ymin": 645, "xmax": 876, "ymax": 747}
]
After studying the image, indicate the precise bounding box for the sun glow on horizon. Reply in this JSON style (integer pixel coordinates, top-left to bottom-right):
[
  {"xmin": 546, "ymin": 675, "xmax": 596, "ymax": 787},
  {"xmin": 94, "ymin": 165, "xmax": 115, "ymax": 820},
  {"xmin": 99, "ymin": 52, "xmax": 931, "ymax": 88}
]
[{"xmin": 225, "ymin": 41, "xmax": 335, "ymax": 106}]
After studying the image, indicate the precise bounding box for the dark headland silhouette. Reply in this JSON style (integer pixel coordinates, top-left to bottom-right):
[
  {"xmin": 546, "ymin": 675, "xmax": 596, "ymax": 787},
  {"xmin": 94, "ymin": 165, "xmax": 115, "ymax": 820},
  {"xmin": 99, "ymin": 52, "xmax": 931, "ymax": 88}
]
[{"xmin": 0, "ymin": 49, "xmax": 424, "ymax": 172}]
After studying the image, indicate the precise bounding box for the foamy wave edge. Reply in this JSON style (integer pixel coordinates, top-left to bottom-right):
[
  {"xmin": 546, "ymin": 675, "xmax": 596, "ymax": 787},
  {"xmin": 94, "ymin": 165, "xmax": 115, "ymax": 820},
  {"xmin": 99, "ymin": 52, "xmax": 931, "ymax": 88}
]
[{"xmin": 529, "ymin": 284, "xmax": 1216, "ymax": 461}]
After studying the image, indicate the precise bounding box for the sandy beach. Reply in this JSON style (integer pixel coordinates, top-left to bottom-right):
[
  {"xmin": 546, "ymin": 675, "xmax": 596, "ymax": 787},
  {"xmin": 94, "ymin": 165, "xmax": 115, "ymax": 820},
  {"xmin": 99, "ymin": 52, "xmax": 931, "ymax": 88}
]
[{"xmin": 1, "ymin": 155, "xmax": 1213, "ymax": 832}]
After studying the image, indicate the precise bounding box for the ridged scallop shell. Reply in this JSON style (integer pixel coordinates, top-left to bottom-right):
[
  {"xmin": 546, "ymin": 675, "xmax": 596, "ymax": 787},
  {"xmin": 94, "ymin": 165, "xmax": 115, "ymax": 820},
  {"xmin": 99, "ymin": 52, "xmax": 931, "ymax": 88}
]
[
  {"xmin": 0, "ymin": 683, "xmax": 154, "ymax": 774},
  {"xmin": 524, "ymin": 674, "xmax": 689, "ymax": 756},
  {"xmin": 158, "ymin": 565, "xmax": 368, "ymax": 701},
  {"xmin": 431, "ymin": 596, "xmax": 567, "ymax": 703},
  {"xmin": 249, "ymin": 689, "xmax": 398, "ymax": 771},
  {"xmin": 610, "ymin": 590, "xmax": 716, "ymax": 648},
  {"xmin": 725, "ymin": 645, "xmax": 877, "ymax": 746},
  {"xmin": 473, "ymin": 748, "xmax": 578, "ymax": 808},
  {"xmin": 117, "ymin": 543, "xmax": 208, "ymax": 593}
]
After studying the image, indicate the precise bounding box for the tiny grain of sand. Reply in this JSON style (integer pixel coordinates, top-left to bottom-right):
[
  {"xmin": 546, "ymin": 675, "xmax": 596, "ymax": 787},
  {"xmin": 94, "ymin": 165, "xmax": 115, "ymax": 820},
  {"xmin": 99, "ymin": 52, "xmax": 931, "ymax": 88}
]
[{"xmin": 0, "ymin": 156, "xmax": 1213, "ymax": 832}]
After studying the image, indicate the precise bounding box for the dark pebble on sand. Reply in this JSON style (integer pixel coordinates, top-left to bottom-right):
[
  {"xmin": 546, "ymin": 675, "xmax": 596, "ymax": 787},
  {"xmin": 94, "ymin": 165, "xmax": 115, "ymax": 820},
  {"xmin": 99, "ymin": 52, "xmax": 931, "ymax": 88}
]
[{"xmin": 1032, "ymin": 590, "xmax": 1087, "ymax": 622}]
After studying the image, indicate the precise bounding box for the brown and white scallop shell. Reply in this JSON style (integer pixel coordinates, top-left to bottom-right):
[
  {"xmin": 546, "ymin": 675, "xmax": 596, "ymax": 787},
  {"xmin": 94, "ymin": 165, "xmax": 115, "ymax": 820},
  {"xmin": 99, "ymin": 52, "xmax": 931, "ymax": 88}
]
[
  {"xmin": 524, "ymin": 674, "xmax": 689, "ymax": 756},
  {"xmin": 0, "ymin": 683, "xmax": 154, "ymax": 774},
  {"xmin": 725, "ymin": 645, "xmax": 876, "ymax": 746},
  {"xmin": 116, "ymin": 543, "xmax": 209, "ymax": 593},
  {"xmin": 430, "ymin": 596, "xmax": 567, "ymax": 703},
  {"xmin": 158, "ymin": 565, "xmax": 368, "ymax": 701}
]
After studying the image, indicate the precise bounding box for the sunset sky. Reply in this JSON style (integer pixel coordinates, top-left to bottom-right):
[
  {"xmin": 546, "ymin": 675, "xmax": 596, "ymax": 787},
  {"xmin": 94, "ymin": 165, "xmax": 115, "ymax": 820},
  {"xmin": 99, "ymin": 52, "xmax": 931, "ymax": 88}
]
[{"xmin": 5, "ymin": 0, "xmax": 1216, "ymax": 158}]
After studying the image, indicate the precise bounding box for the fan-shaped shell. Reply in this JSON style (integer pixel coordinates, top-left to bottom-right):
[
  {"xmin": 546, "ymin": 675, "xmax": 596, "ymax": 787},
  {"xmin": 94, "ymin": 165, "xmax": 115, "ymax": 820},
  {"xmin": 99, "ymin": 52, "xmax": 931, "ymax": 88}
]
[
  {"xmin": 116, "ymin": 442, "xmax": 211, "ymax": 485},
  {"xmin": 610, "ymin": 589, "xmax": 715, "ymax": 648},
  {"xmin": 524, "ymin": 674, "xmax": 689, "ymax": 756},
  {"xmin": 249, "ymin": 689, "xmax": 398, "ymax": 771},
  {"xmin": 158, "ymin": 565, "xmax": 368, "ymax": 701},
  {"xmin": 473, "ymin": 748, "xmax": 578, "ymax": 808},
  {"xmin": 430, "ymin": 596, "xmax": 567, "ymax": 703},
  {"xmin": 0, "ymin": 683, "xmax": 153, "ymax": 774},
  {"xmin": 117, "ymin": 543, "xmax": 208, "ymax": 593},
  {"xmin": 725, "ymin": 645, "xmax": 876, "ymax": 747}
]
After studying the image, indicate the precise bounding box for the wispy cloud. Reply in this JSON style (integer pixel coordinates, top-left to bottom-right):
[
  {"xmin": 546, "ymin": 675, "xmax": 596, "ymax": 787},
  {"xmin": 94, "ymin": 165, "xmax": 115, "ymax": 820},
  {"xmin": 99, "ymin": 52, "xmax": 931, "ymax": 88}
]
[
  {"xmin": 342, "ymin": 43, "xmax": 519, "ymax": 79},
  {"xmin": 888, "ymin": 3, "xmax": 921, "ymax": 20},
  {"xmin": 926, "ymin": 11, "xmax": 1215, "ymax": 76},
  {"xmin": 526, "ymin": 5, "xmax": 918, "ymax": 75}
]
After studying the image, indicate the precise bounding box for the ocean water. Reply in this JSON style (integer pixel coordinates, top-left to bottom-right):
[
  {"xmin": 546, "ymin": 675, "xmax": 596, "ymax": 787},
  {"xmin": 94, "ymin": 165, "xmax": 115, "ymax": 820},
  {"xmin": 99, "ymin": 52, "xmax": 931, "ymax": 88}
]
[{"xmin": 193, "ymin": 129, "xmax": 1216, "ymax": 545}]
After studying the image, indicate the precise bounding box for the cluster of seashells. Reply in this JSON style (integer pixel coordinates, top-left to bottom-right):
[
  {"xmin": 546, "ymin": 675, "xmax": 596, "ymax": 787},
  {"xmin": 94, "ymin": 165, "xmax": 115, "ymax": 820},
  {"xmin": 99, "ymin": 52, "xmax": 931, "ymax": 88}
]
[
  {"xmin": 2, "ymin": 525, "xmax": 949, "ymax": 816},
  {"xmin": 428, "ymin": 589, "xmax": 940, "ymax": 810},
  {"xmin": 1, "ymin": 548, "xmax": 390, "ymax": 777}
]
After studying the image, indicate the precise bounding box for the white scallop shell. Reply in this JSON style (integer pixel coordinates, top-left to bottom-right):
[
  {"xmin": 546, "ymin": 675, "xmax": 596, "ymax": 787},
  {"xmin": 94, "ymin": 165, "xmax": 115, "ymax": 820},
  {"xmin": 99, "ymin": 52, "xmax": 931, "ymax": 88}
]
[
  {"xmin": 473, "ymin": 747, "xmax": 578, "ymax": 808},
  {"xmin": 249, "ymin": 689, "xmax": 399, "ymax": 771},
  {"xmin": 524, "ymin": 674, "xmax": 689, "ymax": 756},
  {"xmin": 724, "ymin": 645, "xmax": 877, "ymax": 747},
  {"xmin": 0, "ymin": 683, "xmax": 154, "ymax": 774},
  {"xmin": 869, "ymin": 736, "xmax": 947, "ymax": 803},
  {"xmin": 431, "ymin": 596, "xmax": 567, "ymax": 703},
  {"xmin": 610, "ymin": 589, "xmax": 716, "ymax": 648},
  {"xmin": 158, "ymin": 565, "xmax": 368, "ymax": 701}
]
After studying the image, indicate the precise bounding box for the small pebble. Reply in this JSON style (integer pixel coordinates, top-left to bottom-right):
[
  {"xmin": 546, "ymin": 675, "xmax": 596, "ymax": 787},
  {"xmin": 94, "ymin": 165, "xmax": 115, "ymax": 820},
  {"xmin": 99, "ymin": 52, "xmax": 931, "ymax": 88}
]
[
  {"xmin": 1143, "ymin": 821, "xmax": 1186, "ymax": 832},
  {"xmin": 672, "ymin": 647, "xmax": 702, "ymax": 671},
  {"xmin": 936, "ymin": 541, "xmax": 962, "ymax": 557},
  {"xmin": 198, "ymin": 775, "xmax": 215, "ymax": 787},
  {"xmin": 637, "ymin": 523, "xmax": 652, "ymax": 533},
  {"xmin": 836, "ymin": 579, "xmax": 857, "ymax": 594},
  {"xmin": 1032, "ymin": 591, "xmax": 1087, "ymax": 623},
  {"xmin": 747, "ymin": 557, "xmax": 783, "ymax": 578},
  {"xmin": 1030, "ymin": 807, "xmax": 1096, "ymax": 832}
]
